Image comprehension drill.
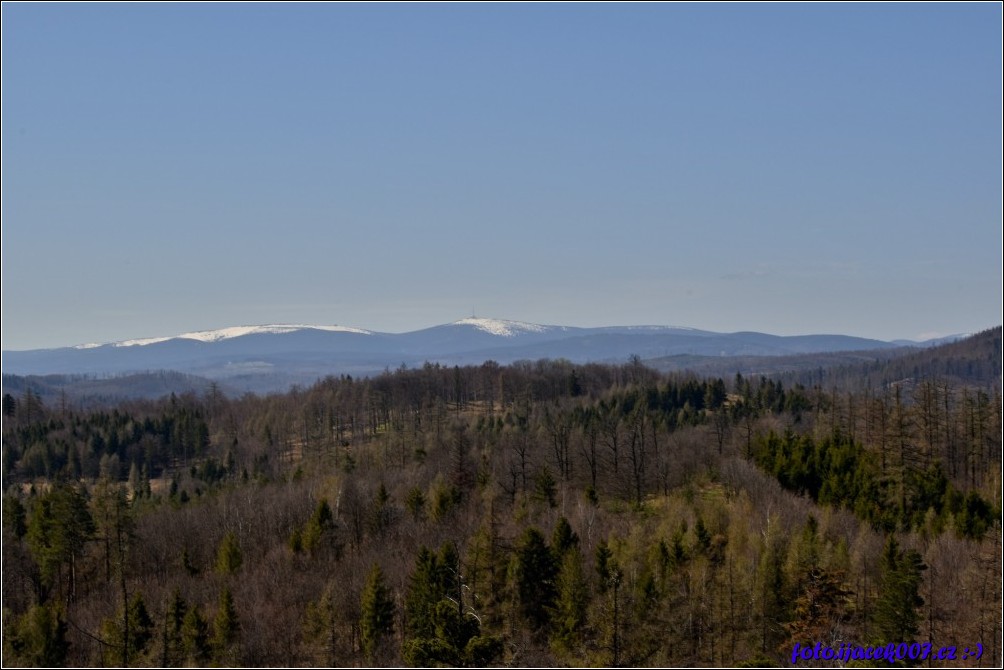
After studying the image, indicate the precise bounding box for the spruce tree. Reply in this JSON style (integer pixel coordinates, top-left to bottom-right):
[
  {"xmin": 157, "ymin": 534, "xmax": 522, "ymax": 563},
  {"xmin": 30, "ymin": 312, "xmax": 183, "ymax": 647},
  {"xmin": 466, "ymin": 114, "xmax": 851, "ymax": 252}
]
[
  {"xmin": 511, "ymin": 527, "xmax": 558, "ymax": 629},
  {"xmin": 551, "ymin": 517, "xmax": 580, "ymax": 557},
  {"xmin": 404, "ymin": 546, "xmax": 444, "ymax": 639},
  {"xmin": 302, "ymin": 498, "xmax": 336, "ymax": 555},
  {"xmin": 359, "ymin": 563, "xmax": 395, "ymax": 660},
  {"xmin": 874, "ymin": 536, "xmax": 926, "ymax": 642}
]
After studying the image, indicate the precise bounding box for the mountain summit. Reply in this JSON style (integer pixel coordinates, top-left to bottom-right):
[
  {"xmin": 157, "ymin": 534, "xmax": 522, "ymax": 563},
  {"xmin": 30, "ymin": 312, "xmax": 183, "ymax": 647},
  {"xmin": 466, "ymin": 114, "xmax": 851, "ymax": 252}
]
[{"xmin": 450, "ymin": 317, "xmax": 558, "ymax": 337}]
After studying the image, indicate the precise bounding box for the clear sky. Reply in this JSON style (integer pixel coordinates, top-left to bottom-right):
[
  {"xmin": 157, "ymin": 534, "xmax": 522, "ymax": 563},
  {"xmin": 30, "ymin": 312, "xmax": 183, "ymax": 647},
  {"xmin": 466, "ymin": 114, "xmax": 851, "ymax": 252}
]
[{"xmin": 2, "ymin": 3, "xmax": 1001, "ymax": 351}]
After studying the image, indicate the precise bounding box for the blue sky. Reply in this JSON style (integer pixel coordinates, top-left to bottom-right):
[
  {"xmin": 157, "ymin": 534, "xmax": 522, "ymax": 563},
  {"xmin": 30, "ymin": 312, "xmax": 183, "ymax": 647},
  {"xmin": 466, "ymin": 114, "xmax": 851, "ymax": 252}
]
[{"xmin": 2, "ymin": 3, "xmax": 1001, "ymax": 350}]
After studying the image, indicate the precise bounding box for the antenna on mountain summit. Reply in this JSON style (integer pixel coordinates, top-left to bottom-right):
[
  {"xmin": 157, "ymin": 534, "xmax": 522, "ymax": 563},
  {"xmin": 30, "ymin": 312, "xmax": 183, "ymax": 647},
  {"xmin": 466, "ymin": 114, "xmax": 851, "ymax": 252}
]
[{"xmin": 472, "ymin": 307, "xmax": 477, "ymax": 318}]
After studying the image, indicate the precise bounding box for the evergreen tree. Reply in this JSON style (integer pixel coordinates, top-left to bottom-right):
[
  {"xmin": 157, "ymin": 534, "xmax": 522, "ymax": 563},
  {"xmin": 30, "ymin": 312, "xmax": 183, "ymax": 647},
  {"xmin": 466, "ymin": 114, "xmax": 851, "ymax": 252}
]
[
  {"xmin": 874, "ymin": 536, "xmax": 926, "ymax": 643},
  {"xmin": 100, "ymin": 592, "xmax": 154, "ymax": 666},
  {"xmin": 402, "ymin": 601, "xmax": 501, "ymax": 668},
  {"xmin": 181, "ymin": 605, "xmax": 210, "ymax": 665},
  {"xmin": 464, "ymin": 519, "xmax": 505, "ymax": 621},
  {"xmin": 510, "ymin": 526, "xmax": 558, "ymax": 629},
  {"xmin": 595, "ymin": 539, "xmax": 614, "ymax": 593},
  {"xmin": 551, "ymin": 516, "xmax": 580, "ymax": 557},
  {"xmin": 405, "ymin": 546, "xmax": 445, "ymax": 640},
  {"xmin": 301, "ymin": 498, "xmax": 337, "ymax": 555},
  {"xmin": 3, "ymin": 494, "xmax": 27, "ymax": 539},
  {"xmin": 211, "ymin": 586, "xmax": 241, "ymax": 664},
  {"xmin": 1, "ymin": 392, "xmax": 17, "ymax": 419},
  {"xmin": 755, "ymin": 528, "xmax": 788, "ymax": 658},
  {"xmin": 550, "ymin": 548, "xmax": 589, "ymax": 655},
  {"xmin": 438, "ymin": 541, "xmax": 463, "ymax": 613},
  {"xmin": 302, "ymin": 584, "xmax": 339, "ymax": 666},
  {"xmin": 3, "ymin": 603, "xmax": 69, "ymax": 667},
  {"xmin": 26, "ymin": 483, "xmax": 95, "ymax": 602},
  {"xmin": 359, "ymin": 563, "xmax": 395, "ymax": 660},
  {"xmin": 403, "ymin": 544, "xmax": 503, "ymax": 667},
  {"xmin": 404, "ymin": 486, "xmax": 426, "ymax": 522},
  {"xmin": 534, "ymin": 467, "xmax": 558, "ymax": 507},
  {"xmin": 215, "ymin": 531, "xmax": 242, "ymax": 575},
  {"xmin": 367, "ymin": 483, "xmax": 393, "ymax": 536},
  {"xmin": 161, "ymin": 589, "xmax": 187, "ymax": 667}
]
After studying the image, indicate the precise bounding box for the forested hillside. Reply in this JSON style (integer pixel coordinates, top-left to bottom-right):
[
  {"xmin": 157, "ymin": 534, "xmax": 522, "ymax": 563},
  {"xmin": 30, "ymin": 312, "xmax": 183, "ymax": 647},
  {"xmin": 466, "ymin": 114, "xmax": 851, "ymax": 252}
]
[{"xmin": 2, "ymin": 332, "xmax": 1001, "ymax": 667}]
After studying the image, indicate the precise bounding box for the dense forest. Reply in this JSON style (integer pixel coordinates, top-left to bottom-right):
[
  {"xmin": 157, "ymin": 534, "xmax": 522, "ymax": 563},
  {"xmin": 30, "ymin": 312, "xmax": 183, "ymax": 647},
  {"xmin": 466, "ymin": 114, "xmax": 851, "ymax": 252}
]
[{"xmin": 2, "ymin": 328, "xmax": 1001, "ymax": 667}]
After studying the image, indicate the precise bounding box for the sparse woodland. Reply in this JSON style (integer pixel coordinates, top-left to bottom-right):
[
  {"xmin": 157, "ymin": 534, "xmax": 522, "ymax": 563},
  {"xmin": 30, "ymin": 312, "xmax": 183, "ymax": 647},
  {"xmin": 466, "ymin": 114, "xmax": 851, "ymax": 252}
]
[{"xmin": 2, "ymin": 328, "xmax": 1001, "ymax": 667}]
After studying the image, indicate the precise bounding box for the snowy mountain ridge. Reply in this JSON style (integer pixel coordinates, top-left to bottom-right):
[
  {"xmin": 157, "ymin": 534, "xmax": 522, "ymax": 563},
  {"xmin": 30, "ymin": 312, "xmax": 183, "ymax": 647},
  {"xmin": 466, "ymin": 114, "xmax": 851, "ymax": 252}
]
[
  {"xmin": 5, "ymin": 317, "xmax": 937, "ymax": 391},
  {"xmin": 70, "ymin": 318, "xmax": 707, "ymax": 350},
  {"xmin": 77, "ymin": 324, "xmax": 374, "ymax": 349},
  {"xmin": 451, "ymin": 317, "xmax": 559, "ymax": 337}
]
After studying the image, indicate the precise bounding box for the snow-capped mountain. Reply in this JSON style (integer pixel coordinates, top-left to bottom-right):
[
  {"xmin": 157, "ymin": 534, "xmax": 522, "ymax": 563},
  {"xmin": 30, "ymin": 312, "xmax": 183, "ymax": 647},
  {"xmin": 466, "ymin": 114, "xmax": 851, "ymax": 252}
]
[
  {"xmin": 3, "ymin": 317, "xmax": 910, "ymax": 390},
  {"xmin": 108, "ymin": 324, "xmax": 373, "ymax": 347},
  {"xmin": 451, "ymin": 317, "xmax": 557, "ymax": 337}
]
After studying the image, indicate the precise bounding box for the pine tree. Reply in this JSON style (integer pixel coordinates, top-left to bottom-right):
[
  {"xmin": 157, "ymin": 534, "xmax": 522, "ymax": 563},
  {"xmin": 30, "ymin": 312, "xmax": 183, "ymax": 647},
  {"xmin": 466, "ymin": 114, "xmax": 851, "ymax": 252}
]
[{"xmin": 359, "ymin": 563, "xmax": 395, "ymax": 661}]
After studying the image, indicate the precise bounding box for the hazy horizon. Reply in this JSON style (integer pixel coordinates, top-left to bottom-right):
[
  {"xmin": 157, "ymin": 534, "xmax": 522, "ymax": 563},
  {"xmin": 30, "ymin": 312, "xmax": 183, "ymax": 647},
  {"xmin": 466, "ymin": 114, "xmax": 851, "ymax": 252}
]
[
  {"xmin": 2, "ymin": 4, "xmax": 1001, "ymax": 351},
  {"xmin": 1, "ymin": 313, "xmax": 992, "ymax": 354}
]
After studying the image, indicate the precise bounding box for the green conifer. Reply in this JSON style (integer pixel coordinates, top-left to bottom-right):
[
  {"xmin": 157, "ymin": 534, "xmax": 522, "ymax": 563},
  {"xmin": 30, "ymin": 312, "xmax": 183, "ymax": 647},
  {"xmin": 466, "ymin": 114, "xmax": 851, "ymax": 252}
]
[
  {"xmin": 215, "ymin": 531, "xmax": 242, "ymax": 574},
  {"xmin": 359, "ymin": 563, "xmax": 395, "ymax": 660}
]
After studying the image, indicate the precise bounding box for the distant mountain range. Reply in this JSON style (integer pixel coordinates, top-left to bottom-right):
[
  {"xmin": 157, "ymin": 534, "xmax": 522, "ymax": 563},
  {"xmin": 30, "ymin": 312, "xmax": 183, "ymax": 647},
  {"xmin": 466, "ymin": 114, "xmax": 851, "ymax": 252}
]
[{"xmin": 3, "ymin": 318, "xmax": 963, "ymax": 396}]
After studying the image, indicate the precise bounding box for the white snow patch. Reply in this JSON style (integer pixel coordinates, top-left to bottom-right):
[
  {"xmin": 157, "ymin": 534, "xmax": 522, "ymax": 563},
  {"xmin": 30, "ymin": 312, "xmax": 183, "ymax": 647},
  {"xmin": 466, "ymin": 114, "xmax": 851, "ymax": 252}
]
[
  {"xmin": 453, "ymin": 318, "xmax": 553, "ymax": 338},
  {"xmin": 175, "ymin": 324, "xmax": 371, "ymax": 342},
  {"xmin": 115, "ymin": 336, "xmax": 173, "ymax": 347},
  {"xmin": 112, "ymin": 324, "xmax": 371, "ymax": 347},
  {"xmin": 73, "ymin": 342, "xmax": 103, "ymax": 349}
]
